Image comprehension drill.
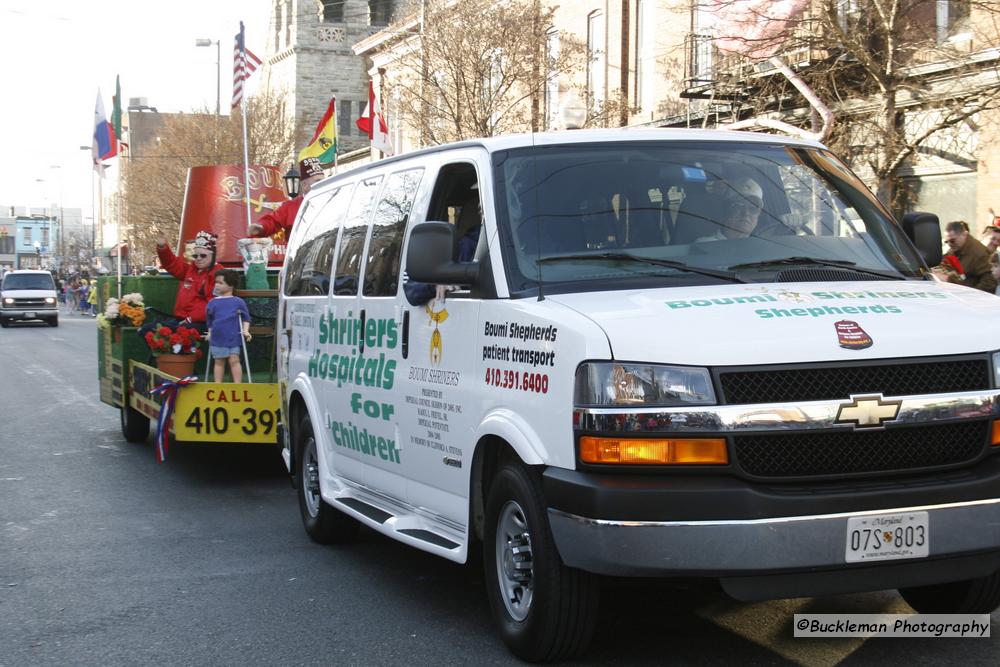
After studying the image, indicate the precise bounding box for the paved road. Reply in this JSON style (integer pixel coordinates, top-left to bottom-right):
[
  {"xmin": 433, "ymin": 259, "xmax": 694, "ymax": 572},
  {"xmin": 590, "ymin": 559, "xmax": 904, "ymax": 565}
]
[{"xmin": 2, "ymin": 315, "xmax": 997, "ymax": 665}]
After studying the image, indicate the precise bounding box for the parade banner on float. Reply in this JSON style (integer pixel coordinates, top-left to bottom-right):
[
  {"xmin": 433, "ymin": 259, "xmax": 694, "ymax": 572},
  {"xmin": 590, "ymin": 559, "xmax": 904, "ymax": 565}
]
[{"xmin": 178, "ymin": 165, "xmax": 289, "ymax": 266}]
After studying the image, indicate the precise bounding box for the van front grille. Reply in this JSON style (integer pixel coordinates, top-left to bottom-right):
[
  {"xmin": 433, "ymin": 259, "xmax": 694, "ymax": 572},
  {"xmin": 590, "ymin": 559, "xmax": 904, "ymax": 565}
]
[
  {"xmin": 733, "ymin": 420, "xmax": 989, "ymax": 479},
  {"xmin": 718, "ymin": 358, "xmax": 990, "ymax": 404}
]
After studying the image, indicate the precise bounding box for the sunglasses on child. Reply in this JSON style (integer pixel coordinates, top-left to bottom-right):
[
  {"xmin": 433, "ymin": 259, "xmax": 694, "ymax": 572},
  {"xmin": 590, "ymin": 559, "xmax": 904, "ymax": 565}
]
[{"xmin": 192, "ymin": 253, "xmax": 211, "ymax": 259}]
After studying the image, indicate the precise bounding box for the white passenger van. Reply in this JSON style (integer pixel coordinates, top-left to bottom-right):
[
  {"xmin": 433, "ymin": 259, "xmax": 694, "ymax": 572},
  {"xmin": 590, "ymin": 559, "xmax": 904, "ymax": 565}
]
[{"xmin": 278, "ymin": 129, "xmax": 1000, "ymax": 661}]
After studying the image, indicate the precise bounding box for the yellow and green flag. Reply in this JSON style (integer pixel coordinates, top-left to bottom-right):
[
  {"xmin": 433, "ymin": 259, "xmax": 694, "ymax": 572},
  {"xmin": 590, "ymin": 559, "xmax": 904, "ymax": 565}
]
[{"xmin": 298, "ymin": 97, "xmax": 337, "ymax": 166}]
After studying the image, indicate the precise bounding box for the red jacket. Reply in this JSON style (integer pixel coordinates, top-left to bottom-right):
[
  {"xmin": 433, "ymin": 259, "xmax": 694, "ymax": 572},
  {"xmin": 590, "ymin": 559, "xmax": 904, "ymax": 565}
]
[
  {"xmin": 253, "ymin": 196, "xmax": 303, "ymax": 238},
  {"xmin": 156, "ymin": 245, "xmax": 222, "ymax": 323}
]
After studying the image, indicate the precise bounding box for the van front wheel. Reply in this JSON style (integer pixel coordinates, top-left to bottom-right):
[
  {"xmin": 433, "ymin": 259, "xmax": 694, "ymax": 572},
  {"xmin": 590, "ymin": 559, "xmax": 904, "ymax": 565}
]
[
  {"xmin": 484, "ymin": 461, "xmax": 600, "ymax": 662},
  {"xmin": 899, "ymin": 569, "xmax": 1000, "ymax": 614},
  {"xmin": 295, "ymin": 415, "xmax": 359, "ymax": 544}
]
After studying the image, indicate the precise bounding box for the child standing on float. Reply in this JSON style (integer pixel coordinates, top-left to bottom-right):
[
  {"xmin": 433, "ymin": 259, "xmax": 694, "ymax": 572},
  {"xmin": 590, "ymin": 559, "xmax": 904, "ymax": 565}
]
[{"xmin": 205, "ymin": 269, "xmax": 252, "ymax": 383}]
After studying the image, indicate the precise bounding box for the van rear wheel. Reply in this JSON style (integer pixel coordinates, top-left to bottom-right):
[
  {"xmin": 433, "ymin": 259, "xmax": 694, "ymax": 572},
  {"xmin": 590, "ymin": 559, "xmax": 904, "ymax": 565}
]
[
  {"xmin": 899, "ymin": 569, "xmax": 1000, "ymax": 614},
  {"xmin": 484, "ymin": 461, "xmax": 600, "ymax": 662},
  {"xmin": 295, "ymin": 414, "xmax": 359, "ymax": 544}
]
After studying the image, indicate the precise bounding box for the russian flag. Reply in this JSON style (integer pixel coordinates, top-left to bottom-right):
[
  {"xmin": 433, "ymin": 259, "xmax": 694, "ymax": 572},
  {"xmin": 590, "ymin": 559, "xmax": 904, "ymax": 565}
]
[{"xmin": 92, "ymin": 90, "xmax": 117, "ymax": 169}]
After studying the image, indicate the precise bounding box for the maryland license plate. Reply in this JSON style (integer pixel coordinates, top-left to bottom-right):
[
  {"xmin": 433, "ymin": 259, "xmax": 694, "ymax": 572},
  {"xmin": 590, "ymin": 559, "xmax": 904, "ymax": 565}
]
[{"xmin": 845, "ymin": 511, "xmax": 929, "ymax": 562}]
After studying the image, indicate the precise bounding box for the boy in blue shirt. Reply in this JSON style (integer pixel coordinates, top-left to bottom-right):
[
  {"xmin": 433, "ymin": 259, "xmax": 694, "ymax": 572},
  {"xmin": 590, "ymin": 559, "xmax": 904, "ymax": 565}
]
[{"xmin": 205, "ymin": 269, "xmax": 252, "ymax": 383}]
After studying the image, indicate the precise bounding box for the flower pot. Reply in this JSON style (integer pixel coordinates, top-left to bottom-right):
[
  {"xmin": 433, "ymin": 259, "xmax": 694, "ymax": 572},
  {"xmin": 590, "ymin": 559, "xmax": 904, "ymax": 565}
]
[{"xmin": 156, "ymin": 353, "xmax": 197, "ymax": 378}]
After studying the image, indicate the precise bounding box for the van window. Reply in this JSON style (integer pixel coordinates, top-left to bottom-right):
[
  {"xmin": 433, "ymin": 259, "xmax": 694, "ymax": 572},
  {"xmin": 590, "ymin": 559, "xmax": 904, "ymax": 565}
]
[
  {"xmin": 333, "ymin": 176, "xmax": 383, "ymax": 296},
  {"xmin": 283, "ymin": 188, "xmax": 342, "ymax": 296},
  {"xmin": 363, "ymin": 168, "xmax": 424, "ymax": 297},
  {"xmin": 2, "ymin": 273, "xmax": 55, "ymax": 290},
  {"xmin": 493, "ymin": 142, "xmax": 925, "ymax": 294}
]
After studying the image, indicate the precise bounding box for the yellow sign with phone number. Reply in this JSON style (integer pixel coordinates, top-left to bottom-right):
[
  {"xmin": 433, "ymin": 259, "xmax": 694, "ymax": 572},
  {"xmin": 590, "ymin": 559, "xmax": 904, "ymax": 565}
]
[{"xmin": 174, "ymin": 383, "xmax": 281, "ymax": 443}]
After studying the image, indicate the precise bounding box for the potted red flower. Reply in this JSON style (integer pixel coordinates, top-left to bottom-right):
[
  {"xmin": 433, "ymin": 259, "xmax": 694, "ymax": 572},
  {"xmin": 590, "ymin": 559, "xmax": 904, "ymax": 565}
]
[{"xmin": 145, "ymin": 324, "xmax": 204, "ymax": 377}]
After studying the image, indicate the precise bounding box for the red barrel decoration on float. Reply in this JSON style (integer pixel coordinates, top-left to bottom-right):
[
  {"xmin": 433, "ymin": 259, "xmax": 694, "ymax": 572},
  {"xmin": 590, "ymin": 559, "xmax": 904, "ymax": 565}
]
[{"xmin": 178, "ymin": 165, "xmax": 289, "ymax": 266}]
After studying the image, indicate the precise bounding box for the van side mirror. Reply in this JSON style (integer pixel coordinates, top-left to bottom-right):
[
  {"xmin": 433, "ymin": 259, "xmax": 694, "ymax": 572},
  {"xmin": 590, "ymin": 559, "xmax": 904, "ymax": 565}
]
[
  {"xmin": 405, "ymin": 222, "xmax": 480, "ymax": 285},
  {"xmin": 901, "ymin": 212, "xmax": 942, "ymax": 268}
]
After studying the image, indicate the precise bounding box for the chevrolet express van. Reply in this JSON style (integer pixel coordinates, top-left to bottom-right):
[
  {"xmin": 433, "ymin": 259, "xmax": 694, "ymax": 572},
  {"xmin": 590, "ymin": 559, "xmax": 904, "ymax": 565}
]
[
  {"xmin": 1, "ymin": 269, "xmax": 58, "ymax": 327},
  {"xmin": 278, "ymin": 129, "xmax": 1000, "ymax": 661}
]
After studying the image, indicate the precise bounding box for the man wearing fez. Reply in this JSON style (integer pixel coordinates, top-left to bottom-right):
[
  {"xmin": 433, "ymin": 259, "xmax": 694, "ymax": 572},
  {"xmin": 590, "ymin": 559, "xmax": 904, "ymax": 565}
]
[{"xmin": 248, "ymin": 157, "xmax": 325, "ymax": 239}]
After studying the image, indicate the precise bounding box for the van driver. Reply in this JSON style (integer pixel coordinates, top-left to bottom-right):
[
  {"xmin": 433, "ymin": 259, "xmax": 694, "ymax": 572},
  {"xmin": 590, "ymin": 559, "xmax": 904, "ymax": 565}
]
[{"xmin": 696, "ymin": 177, "xmax": 764, "ymax": 242}]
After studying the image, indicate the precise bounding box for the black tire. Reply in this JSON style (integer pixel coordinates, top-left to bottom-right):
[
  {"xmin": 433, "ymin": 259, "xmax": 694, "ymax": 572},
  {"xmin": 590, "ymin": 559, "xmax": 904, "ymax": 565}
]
[
  {"xmin": 0, "ymin": 319, "xmax": 8, "ymax": 328},
  {"xmin": 48, "ymin": 317, "xmax": 59, "ymax": 327},
  {"xmin": 120, "ymin": 404, "xmax": 150, "ymax": 443},
  {"xmin": 484, "ymin": 461, "xmax": 600, "ymax": 662},
  {"xmin": 295, "ymin": 414, "xmax": 359, "ymax": 544},
  {"xmin": 899, "ymin": 569, "xmax": 1000, "ymax": 614}
]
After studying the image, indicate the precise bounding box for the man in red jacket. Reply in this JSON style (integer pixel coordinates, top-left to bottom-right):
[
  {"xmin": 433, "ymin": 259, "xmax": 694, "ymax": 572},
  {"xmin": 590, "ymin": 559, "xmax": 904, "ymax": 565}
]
[
  {"xmin": 248, "ymin": 157, "xmax": 325, "ymax": 239},
  {"xmin": 155, "ymin": 230, "xmax": 223, "ymax": 331}
]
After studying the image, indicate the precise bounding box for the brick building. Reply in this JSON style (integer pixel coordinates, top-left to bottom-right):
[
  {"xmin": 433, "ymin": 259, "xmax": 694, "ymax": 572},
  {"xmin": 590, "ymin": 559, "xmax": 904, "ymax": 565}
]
[
  {"xmin": 355, "ymin": 1, "xmax": 1000, "ymax": 228},
  {"xmin": 261, "ymin": 0, "xmax": 402, "ymax": 156}
]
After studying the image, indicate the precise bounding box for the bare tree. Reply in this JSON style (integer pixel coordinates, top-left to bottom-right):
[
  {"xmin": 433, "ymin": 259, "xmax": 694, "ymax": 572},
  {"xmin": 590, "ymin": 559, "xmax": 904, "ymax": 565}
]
[
  {"xmin": 121, "ymin": 90, "xmax": 295, "ymax": 264},
  {"xmin": 386, "ymin": 0, "xmax": 592, "ymax": 144},
  {"xmin": 702, "ymin": 0, "xmax": 1000, "ymax": 207}
]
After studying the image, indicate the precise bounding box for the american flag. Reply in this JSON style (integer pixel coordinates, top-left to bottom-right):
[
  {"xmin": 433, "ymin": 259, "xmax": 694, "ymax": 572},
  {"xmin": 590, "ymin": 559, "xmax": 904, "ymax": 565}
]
[{"xmin": 232, "ymin": 21, "xmax": 262, "ymax": 108}]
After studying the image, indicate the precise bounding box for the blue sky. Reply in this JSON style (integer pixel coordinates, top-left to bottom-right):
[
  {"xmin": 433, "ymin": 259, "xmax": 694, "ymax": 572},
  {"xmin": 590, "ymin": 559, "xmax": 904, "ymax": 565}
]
[{"xmin": 0, "ymin": 0, "xmax": 273, "ymax": 216}]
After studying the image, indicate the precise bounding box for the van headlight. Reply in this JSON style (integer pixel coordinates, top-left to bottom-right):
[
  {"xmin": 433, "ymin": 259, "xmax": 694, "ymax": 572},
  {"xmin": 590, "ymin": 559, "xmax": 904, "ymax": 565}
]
[
  {"xmin": 45, "ymin": 297, "xmax": 56, "ymax": 304},
  {"xmin": 574, "ymin": 362, "xmax": 716, "ymax": 407},
  {"xmin": 2, "ymin": 297, "xmax": 12, "ymax": 305},
  {"xmin": 993, "ymin": 351, "xmax": 1000, "ymax": 387}
]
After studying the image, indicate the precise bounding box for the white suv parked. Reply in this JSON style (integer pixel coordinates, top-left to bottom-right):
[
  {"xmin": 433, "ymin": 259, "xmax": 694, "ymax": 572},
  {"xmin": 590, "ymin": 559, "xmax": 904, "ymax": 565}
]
[{"xmin": 0, "ymin": 270, "xmax": 58, "ymax": 327}]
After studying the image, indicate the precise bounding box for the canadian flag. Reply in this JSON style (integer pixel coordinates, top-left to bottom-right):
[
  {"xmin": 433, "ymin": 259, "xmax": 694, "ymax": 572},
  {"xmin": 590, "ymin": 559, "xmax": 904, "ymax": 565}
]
[{"xmin": 356, "ymin": 80, "xmax": 394, "ymax": 156}]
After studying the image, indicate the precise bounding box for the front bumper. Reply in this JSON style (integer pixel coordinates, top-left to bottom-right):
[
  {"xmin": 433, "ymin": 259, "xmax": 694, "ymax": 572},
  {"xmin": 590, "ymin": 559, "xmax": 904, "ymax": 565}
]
[
  {"xmin": 1, "ymin": 307, "xmax": 57, "ymax": 321},
  {"xmin": 544, "ymin": 464, "xmax": 1000, "ymax": 597}
]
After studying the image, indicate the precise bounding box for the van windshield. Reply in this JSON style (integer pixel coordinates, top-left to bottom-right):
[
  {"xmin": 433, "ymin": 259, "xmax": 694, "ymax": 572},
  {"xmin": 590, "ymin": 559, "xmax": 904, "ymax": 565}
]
[
  {"xmin": 2, "ymin": 273, "xmax": 55, "ymax": 290},
  {"xmin": 492, "ymin": 141, "xmax": 926, "ymax": 295}
]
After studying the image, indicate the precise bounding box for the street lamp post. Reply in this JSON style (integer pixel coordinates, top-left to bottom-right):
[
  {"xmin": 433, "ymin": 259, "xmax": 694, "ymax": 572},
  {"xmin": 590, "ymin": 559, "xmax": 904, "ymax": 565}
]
[{"xmin": 195, "ymin": 38, "xmax": 221, "ymax": 118}]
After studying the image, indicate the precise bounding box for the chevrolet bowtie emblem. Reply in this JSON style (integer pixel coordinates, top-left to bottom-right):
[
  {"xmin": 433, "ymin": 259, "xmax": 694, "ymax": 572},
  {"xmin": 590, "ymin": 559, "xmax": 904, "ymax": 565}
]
[{"xmin": 835, "ymin": 395, "xmax": 902, "ymax": 429}]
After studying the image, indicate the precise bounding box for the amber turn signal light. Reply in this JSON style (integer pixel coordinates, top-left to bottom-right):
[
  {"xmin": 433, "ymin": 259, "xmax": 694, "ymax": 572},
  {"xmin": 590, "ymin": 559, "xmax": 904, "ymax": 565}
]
[
  {"xmin": 991, "ymin": 421, "xmax": 1000, "ymax": 446},
  {"xmin": 580, "ymin": 436, "xmax": 728, "ymax": 465}
]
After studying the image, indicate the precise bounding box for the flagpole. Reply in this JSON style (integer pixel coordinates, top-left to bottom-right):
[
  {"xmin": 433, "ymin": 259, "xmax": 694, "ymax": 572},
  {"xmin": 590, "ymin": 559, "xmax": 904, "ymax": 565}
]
[
  {"xmin": 241, "ymin": 97, "xmax": 252, "ymax": 234},
  {"xmin": 116, "ymin": 181, "xmax": 122, "ymax": 299}
]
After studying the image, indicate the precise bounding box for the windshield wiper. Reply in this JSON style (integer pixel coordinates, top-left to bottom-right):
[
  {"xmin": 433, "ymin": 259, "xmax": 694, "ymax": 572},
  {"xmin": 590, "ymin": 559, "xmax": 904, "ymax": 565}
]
[
  {"xmin": 538, "ymin": 252, "xmax": 746, "ymax": 283},
  {"xmin": 728, "ymin": 256, "xmax": 903, "ymax": 280}
]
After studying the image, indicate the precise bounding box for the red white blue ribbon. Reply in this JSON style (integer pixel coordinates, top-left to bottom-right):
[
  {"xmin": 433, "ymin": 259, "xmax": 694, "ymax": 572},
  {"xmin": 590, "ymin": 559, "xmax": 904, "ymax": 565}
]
[{"xmin": 149, "ymin": 375, "xmax": 198, "ymax": 463}]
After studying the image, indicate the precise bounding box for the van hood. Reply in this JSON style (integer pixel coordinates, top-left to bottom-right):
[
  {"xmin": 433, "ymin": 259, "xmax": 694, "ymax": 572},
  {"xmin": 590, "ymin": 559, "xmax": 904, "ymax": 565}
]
[{"xmin": 548, "ymin": 281, "xmax": 1000, "ymax": 366}]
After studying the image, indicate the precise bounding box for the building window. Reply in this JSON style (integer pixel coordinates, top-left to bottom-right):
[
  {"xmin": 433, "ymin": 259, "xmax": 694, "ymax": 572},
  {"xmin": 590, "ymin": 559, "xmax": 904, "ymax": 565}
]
[
  {"xmin": 337, "ymin": 99, "xmax": 353, "ymax": 138},
  {"xmin": 835, "ymin": 0, "xmax": 860, "ymax": 33},
  {"xmin": 322, "ymin": 0, "xmax": 344, "ymax": 23},
  {"xmin": 937, "ymin": 0, "xmax": 970, "ymax": 43},
  {"xmin": 369, "ymin": 0, "xmax": 393, "ymax": 26},
  {"xmin": 274, "ymin": 4, "xmax": 282, "ymax": 48},
  {"xmin": 23, "ymin": 228, "xmax": 32, "ymax": 245},
  {"xmin": 587, "ymin": 10, "xmax": 605, "ymax": 110},
  {"xmin": 41, "ymin": 228, "xmax": 49, "ymax": 246},
  {"xmin": 692, "ymin": 3, "xmax": 713, "ymax": 81},
  {"xmin": 284, "ymin": 1, "xmax": 292, "ymax": 46},
  {"xmin": 545, "ymin": 29, "xmax": 560, "ymax": 130}
]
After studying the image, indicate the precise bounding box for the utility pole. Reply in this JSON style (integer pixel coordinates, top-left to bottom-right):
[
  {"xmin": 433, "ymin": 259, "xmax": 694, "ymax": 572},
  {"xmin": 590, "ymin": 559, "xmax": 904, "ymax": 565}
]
[{"xmin": 620, "ymin": 0, "xmax": 630, "ymax": 127}]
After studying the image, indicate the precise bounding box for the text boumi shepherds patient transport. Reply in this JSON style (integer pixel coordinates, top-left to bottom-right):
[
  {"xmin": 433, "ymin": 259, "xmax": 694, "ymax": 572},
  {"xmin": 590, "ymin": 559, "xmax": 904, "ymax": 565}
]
[{"xmin": 277, "ymin": 129, "xmax": 1000, "ymax": 662}]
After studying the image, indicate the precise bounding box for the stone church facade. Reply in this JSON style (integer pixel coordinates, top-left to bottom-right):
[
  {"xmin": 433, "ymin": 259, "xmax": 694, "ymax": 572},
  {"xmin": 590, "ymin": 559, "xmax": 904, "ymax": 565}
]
[{"xmin": 261, "ymin": 1, "xmax": 400, "ymax": 158}]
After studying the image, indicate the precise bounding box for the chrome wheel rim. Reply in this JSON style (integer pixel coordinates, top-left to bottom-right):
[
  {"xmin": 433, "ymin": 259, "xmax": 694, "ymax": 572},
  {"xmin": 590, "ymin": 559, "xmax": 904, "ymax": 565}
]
[
  {"xmin": 495, "ymin": 500, "xmax": 534, "ymax": 621},
  {"xmin": 303, "ymin": 436, "xmax": 321, "ymax": 518}
]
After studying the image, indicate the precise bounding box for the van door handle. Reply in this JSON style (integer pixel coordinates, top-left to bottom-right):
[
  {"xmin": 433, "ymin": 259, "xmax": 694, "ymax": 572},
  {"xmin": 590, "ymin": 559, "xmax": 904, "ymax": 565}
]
[
  {"xmin": 402, "ymin": 310, "xmax": 409, "ymax": 359},
  {"xmin": 359, "ymin": 308, "xmax": 366, "ymax": 353}
]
